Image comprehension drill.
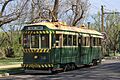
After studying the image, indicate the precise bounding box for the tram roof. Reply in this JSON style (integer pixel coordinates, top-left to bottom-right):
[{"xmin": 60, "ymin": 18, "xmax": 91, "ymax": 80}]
[{"xmin": 28, "ymin": 22, "xmax": 102, "ymax": 36}]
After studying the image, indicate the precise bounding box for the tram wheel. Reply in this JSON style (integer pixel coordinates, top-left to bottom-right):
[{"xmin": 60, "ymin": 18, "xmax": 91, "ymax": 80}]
[
  {"xmin": 92, "ymin": 59, "xmax": 98, "ymax": 66},
  {"xmin": 63, "ymin": 64, "xmax": 71, "ymax": 72},
  {"xmin": 71, "ymin": 63, "xmax": 76, "ymax": 70}
]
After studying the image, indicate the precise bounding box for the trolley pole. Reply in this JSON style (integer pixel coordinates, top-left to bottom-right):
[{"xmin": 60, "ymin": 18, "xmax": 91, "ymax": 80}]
[
  {"xmin": 87, "ymin": 22, "xmax": 90, "ymax": 29},
  {"xmin": 101, "ymin": 5, "xmax": 104, "ymax": 32},
  {"xmin": 118, "ymin": 31, "xmax": 120, "ymax": 53}
]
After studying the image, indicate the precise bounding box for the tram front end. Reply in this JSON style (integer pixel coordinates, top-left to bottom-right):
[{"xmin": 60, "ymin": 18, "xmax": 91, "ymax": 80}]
[{"xmin": 21, "ymin": 25, "xmax": 54, "ymax": 73}]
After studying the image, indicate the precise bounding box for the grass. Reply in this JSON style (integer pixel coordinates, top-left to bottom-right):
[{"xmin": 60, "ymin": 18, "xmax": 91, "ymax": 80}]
[
  {"xmin": 109, "ymin": 52, "xmax": 120, "ymax": 57},
  {"xmin": 0, "ymin": 68, "xmax": 24, "ymax": 74},
  {"xmin": 0, "ymin": 57, "xmax": 23, "ymax": 66}
]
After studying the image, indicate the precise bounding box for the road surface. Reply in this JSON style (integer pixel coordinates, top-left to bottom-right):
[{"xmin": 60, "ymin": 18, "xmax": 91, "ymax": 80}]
[{"xmin": 0, "ymin": 59, "xmax": 120, "ymax": 80}]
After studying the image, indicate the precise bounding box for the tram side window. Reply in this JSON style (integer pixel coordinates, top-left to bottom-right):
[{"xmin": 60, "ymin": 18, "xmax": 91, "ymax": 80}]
[
  {"xmin": 23, "ymin": 35, "xmax": 30, "ymax": 48},
  {"xmin": 41, "ymin": 34, "xmax": 49, "ymax": 48},
  {"xmin": 98, "ymin": 38, "xmax": 101, "ymax": 46},
  {"xmin": 86, "ymin": 37, "xmax": 90, "ymax": 46},
  {"xmin": 55, "ymin": 34, "xmax": 60, "ymax": 46},
  {"xmin": 68, "ymin": 35, "xmax": 72, "ymax": 46},
  {"xmin": 93, "ymin": 37, "xmax": 96, "ymax": 46},
  {"xmin": 63, "ymin": 35, "xmax": 67, "ymax": 46},
  {"xmin": 93, "ymin": 37, "xmax": 98, "ymax": 46},
  {"xmin": 82, "ymin": 37, "xmax": 86, "ymax": 46},
  {"xmin": 31, "ymin": 35, "xmax": 39, "ymax": 48},
  {"xmin": 95, "ymin": 38, "xmax": 97, "ymax": 46},
  {"xmin": 96, "ymin": 38, "xmax": 99, "ymax": 46},
  {"xmin": 90, "ymin": 37, "xmax": 92, "ymax": 46},
  {"xmin": 73, "ymin": 35, "xmax": 77, "ymax": 46}
]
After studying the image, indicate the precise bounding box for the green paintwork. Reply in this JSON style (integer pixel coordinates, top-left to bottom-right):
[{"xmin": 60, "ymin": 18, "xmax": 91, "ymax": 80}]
[
  {"xmin": 50, "ymin": 47, "xmax": 79, "ymax": 64},
  {"xmin": 23, "ymin": 53, "xmax": 51, "ymax": 64},
  {"xmin": 22, "ymin": 25, "xmax": 102, "ymax": 69},
  {"xmin": 79, "ymin": 46, "xmax": 102, "ymax": 65}
]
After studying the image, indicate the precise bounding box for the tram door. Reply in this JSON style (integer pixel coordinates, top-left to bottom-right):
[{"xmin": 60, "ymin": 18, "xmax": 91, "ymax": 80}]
[{"xmin": 54, "ymin": 34, "xmax": 62, "ymax": 63}]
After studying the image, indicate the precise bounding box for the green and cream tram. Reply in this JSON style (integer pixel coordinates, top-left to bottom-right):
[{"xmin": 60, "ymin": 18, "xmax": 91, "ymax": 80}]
[{"xmin": 21, "ymin": 22, "xmax": 103, "ymax": 73}]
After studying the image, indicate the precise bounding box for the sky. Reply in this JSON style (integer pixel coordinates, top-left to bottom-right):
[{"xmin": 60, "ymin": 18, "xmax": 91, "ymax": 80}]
[
  {"xmin": 87, "ymin": 0, "xmax": 120, "ymax": 22},
  {"xmin": 90, "ymin": 0, "xmax": 120, "ymax": 14}
]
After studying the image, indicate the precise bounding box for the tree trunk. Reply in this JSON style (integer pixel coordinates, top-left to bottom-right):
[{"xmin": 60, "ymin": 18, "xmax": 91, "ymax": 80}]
[{"xmin": 52, "ymin": 0, "xmax": 59, "ymax": 22}]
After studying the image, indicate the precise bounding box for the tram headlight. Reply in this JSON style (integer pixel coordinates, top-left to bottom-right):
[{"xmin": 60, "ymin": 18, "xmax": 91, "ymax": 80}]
[{"xmin": 34, "ymin": 56, "xmax": 38, "ymax": 59}]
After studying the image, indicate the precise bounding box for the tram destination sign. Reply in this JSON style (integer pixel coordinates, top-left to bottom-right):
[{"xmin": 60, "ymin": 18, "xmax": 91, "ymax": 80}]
[{"xmin": 26, "ymin": 26, "xmax": 44, "ymax": 30}]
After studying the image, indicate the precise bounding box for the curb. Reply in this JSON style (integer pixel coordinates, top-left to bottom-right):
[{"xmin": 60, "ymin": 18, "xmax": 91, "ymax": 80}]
[
  {"xmin": 0, "ymin": 64, "xmax": 21, "ymax": 70},
  {"xmin": 0, "ymin": 73, "xmax": 9, "ymax": 77},
  {"xmin": 0, "ymin": 64, "xmax": 22, "ymax": 77},
  {"xmin": 104, "ymin": 56, "xmax": 120, "ymax": 60}
]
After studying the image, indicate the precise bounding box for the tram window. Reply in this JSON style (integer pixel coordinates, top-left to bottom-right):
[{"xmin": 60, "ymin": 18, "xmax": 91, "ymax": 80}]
[
  {"xmin": 73, "ymin": 35, "xmax": 77, "ymax": 46},
  {"xmin": 63, "ymin": 35, "xmax": 67, "ymax": 46},
  {"xmin": 55, "ymin": 34, "xmax": 60, "ymax": 46},
  {"xmin": 68, "ymin": 35, "xmax": 72, "ymax": 46},
  {"xmin": 82, "ymin": 37, "xmax": 86, "ymax": 46},
  {"xmin": 96, "ymin": 38, "xmax": 98, "ymax": 46},
  {"xmin": 90, "ymin": 37, "xmax": 92, "ymax": 46},
  {"xmin": 56, "ymin": 34, "xmax": 60, "ymax": 41},
  {"xmin": 93, "ymin": 37, "xmax": 96, "ymax": 46},
  {"xmin": 41, "ymin": 34, "xmax": 49, "ymax": 48},
  {"xmin": 98, "ymin": 38, "xmax": 101, "ymax": 46},
  {"xmin": 86, "ymin": 37, "xmax": 90, "ymax": 46},
  {"xmin": 93, "ymin": 37, "xmax": 98, "ymax": 46},
  {"xmin": 31, "ymin": 35, "xmax": 39, "ymax": 48},
  {"xmin": 23, "ymin": 35, "xmax": 30, "ymax": 48}
]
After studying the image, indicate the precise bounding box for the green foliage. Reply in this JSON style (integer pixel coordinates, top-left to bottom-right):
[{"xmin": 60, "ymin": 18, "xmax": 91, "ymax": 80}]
[
  {"xmin": 0, "ymin": 30, "xmax": 23, "ymax": 57},
  {"xmin": 0, "ymin": 68, "xmax": 23, "ymax": 74},
  {"xmin": 92, "ymin": 12, "xmax": 120, "ymax": 56},
  {"xmin": 0, "ymin": 57, "xmax": 22, "ymax": 66}
]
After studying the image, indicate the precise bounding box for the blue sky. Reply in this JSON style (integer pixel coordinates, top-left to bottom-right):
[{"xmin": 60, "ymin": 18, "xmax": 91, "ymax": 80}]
[
  {"xmin": 86, "ymin": 0, "xmax": 120, "ymax": 22},
  {"xmin": 90, "ymin": 0, "xmax": 120, "ymax": 14}
]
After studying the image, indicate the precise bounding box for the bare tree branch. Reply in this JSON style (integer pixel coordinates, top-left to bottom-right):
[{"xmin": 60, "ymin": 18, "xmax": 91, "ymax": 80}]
[
  {"xmin": 52, "ymin": 0, "xmax": 59, "ymax": 22},
  {"xmin": 0, "ymin": 0, "xmax": 29, "ymax": 27}
]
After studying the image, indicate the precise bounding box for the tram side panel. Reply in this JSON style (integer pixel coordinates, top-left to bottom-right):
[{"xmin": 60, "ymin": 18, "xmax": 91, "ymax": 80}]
[
  {"xmin": 50, "ymin": 47, "xmax": 79, "ymax": 68},
  {"xmin": 50, "ymin": 34, "xmax": 80, "ymax": 69}
]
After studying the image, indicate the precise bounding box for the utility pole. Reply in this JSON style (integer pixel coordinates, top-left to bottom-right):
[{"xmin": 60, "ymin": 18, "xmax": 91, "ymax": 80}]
[
  {"xmin": 119, "ymin": 31, "xmax": 120, "ymax": 53},
  {"xmin": 101, "ymin": 5, "xmax": 120, "ymax": 32},
  {"xmin": 101, "ymin": 5, "xmax": 104, "ymax": 32}
]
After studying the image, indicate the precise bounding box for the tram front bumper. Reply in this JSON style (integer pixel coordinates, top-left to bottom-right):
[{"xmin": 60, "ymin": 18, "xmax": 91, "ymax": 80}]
[
  {"xmin": 21, "ymin": 63, "xmax": 54, "ymax": 69},
  {"xmin": 25, "ymin": 69, "xmax": 52, "ymax": 73}
]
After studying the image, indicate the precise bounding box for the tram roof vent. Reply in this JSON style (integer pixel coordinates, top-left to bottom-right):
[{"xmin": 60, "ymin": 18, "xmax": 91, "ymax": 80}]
[
  {"xmin": 55, "ymin": 25, "xmax": 59, "ymax": 27},
  {"xmin": 80, "ymin": 24, "xmax": 87, "ymax": 29}
]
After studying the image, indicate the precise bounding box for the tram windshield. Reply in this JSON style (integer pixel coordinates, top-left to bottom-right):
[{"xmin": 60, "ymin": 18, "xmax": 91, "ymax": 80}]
[{"xmin": 23, "ymin": 34, "xmax": 49, "ymax": 48}]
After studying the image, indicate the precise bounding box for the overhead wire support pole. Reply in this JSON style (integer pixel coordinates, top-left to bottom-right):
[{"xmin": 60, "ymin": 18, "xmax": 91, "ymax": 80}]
[
  {"xmin": 101, "ymin": 5, "xmax": 104, "ymax": 32},
  {"xmin": 101, "ymin": 5, "xmax": 120, "ymax": 32},
  {"xmin": 119, "ymin": 31, "xmax": 120, "ymax": 53}
]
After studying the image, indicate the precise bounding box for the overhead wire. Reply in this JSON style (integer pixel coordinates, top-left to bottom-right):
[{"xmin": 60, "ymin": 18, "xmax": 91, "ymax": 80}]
[{"xmin": 100, "ymin": 0, "xmax": 111, "ymax": 6}]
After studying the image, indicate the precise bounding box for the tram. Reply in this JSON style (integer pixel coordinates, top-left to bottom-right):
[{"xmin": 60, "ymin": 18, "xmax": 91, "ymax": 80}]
[{"xmin": 21, "ymin": 22, "xmax": 103, "ymax": 73}]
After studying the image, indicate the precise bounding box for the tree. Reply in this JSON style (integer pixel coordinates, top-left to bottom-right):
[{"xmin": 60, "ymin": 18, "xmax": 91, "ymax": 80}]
[
  {"xmin": 0, "ymin": 0, "xmax": 29, "ymax": 27},
  {"xmin": 23, "ymin": 0, "xmax": 90, "ymax": 25},
  {"xmin": 0, "ymin": 0, "xmax": 90, "ymax": 57},
  {"xmin": 91, "ymin": 12, "xmax": 101, "ymax": 31},
  {"xmin": 0, "ymin": 0, "xmax": 29, "ymax": 57},
  {"xmin": 92, "ymin": 12, "xmax": 120, "ymax": 56},
  {"xmin": 59, "ymin": 0, "xmax": 90, "ymax": 26},
  {"xmin": 52, "ymin": 0, "xmax": 59, "ymax": 22},
  {"xmin": 105, "ymin": 14, "xmax": 120, "ymax": 55}
]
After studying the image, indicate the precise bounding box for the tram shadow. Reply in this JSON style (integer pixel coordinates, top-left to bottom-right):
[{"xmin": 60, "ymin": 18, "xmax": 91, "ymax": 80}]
[
  {"xmin": 12, "ymin": 62, "xmax": 120, "ymax": 80},
  {"xmin": 15, "ymin": 62, "xmax": 120, "ymax": 75}
]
